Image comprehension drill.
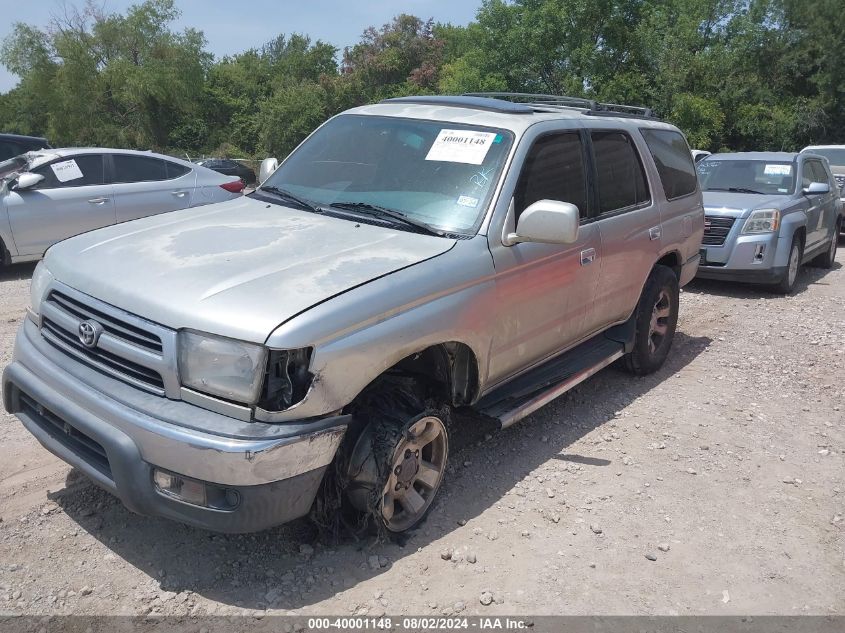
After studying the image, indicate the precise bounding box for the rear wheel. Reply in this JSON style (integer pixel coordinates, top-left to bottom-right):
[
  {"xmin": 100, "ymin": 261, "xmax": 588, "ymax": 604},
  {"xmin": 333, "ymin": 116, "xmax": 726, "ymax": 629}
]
[
  {"xmin": 624, "ymin": 265, "xmax": 679, "ymax": 376},
  {"xmin": 811, "ymin": 219, "xmax": 840, "ymax": 269}
]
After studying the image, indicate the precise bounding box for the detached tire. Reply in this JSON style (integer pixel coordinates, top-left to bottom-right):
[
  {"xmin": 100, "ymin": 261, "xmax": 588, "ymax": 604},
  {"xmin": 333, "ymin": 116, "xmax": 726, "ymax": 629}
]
[
  {"xmin": 624, "ymin": 265, "xmax": 679, "ymax": 376},
  {"xmin": 773, "ymin": 234, "xmax": 803, "ymax": 294},
  {"xmin": 811, "ymin": 220, "xmax": 839, "ymax": 269}
]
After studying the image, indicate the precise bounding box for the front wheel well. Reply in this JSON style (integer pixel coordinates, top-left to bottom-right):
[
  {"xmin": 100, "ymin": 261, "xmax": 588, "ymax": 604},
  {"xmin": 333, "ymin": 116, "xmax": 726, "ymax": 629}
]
[
  {"xmin": 655, "ymin": 251, "xmax": 681, "ymax": 279},
  {"xmin": 359, "ymin": 343, "xmax": 480, "ymax": 408},
  {"xmin": 0, "ymin": 236, "xmax": 10, "ymax": 267}
]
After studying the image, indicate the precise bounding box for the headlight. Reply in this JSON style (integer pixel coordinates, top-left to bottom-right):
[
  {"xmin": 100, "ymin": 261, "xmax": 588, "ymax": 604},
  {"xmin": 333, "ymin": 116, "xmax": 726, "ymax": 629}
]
[
  {"xmin": 742, "ymin": 209, "xmax": 780, "ymax": 234},
  {"xmin": 178, "ymin": 330, "xmax": 267, "ymax": 404},
  {"xmin": 29, "ymin": 261, "xmax": 54, "ymax": 319}
]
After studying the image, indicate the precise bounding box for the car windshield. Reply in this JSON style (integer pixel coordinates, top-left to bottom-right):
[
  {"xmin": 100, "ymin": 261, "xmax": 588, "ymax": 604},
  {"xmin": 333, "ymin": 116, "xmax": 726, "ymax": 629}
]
[
  {"xmin": 697, "ymin": 159, "xmax": 795, "ymax": 195},
  {"xmin": 259, "ymin": 114, "xmax": 513, "ymax": 234},
  {"xmin": 808, "ymin": 148, "xmax": 845, "ymax": 166}
]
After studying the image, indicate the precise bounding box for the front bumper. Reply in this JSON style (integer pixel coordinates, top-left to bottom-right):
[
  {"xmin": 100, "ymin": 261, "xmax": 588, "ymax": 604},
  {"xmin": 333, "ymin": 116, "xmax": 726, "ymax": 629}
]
[
  {"xmin": 696, "ymin": 231, "xmax": 785, "ymax": 284},
  {"xmin": 3, "ymin": 320, "xmax": 349, "ymax": 533}
]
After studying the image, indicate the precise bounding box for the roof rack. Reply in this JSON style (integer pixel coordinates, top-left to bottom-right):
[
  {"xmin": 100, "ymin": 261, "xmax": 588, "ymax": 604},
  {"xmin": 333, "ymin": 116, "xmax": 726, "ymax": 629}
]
[
  {"xmin": 462, "ymin": 92, "xmax": 657, "ymax": 120},
  {"xmin": 381, "ymin": 95, "xmax": 535, "ymax": 114},
  {"xmin": 464, "ymin": 92, "xmax": 597, "ymax": 110}
]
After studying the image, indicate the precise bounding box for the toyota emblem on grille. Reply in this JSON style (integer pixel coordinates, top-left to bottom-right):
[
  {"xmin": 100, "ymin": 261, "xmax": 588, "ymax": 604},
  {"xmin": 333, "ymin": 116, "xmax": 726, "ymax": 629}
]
[{"xmin": 78, "ymin": 320, "xmax": 104, "ymax": 348}]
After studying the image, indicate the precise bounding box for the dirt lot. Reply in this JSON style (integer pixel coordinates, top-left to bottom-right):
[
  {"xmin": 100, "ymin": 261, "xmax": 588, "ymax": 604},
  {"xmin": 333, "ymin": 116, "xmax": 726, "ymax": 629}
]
[{"xmin": 0, "ymin": 249, "xmax": 843, "ymax": 618}]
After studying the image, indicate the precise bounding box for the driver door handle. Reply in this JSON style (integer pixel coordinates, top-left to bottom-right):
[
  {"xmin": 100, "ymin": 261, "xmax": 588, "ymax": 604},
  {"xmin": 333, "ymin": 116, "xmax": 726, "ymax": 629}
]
[
  {"xmin": 171, "ymin": 191, "xmax": 187, "ymax": 197},
  {"xmin": 580, "ymin": 248, "xmax": 596, "ymax": 266},
  {"xmin": 87, "ymin": 197, "xmax": 108, "ymax": 205}
]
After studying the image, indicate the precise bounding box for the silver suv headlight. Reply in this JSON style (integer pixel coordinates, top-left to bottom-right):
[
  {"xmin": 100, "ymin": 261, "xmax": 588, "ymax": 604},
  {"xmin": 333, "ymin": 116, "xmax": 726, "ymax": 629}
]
[
  {"xmin": 742, "ymin": 209, "xmax": 780, "ymax": 234},
  {"xmin": 28, "ymin": 261, "xmax": 54, "ymax": 321},
  {"xmin": 178, "ymin": 330, "xmax": 267, "ymax": 404}
]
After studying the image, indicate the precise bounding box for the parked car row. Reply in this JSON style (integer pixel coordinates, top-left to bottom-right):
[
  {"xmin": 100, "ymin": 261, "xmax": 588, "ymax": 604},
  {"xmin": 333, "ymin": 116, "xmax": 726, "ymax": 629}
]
[
  {"xmin": 0, "ymin": 93, "xmax": 841, "ymax": 538},
  {"xmin": 0, "ymin": 148, "xmax": 245, "ymax": 265}
]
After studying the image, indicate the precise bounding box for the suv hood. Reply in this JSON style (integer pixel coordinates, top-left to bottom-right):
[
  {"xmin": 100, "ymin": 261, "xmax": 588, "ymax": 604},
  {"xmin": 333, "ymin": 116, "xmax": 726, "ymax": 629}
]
[
  {"xmin": 44, "ymin": 196, "xmax": 456, "ymax": 342},
  {"xmin": 702, "ymin": 191, "xmax": 792, "ymax": 217}
]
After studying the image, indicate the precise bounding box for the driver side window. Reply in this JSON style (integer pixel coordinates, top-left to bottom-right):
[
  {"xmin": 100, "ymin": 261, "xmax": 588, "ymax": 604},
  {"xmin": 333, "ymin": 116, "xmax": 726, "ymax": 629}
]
[{"xmin": 514, "ymin": 132, "xmax": 588, "ymax": 221}]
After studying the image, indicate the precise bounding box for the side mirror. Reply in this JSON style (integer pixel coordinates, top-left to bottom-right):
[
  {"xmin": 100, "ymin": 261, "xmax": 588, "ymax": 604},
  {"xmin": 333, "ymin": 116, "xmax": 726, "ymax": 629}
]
[
  {"xmin": 259, "ymin": 157, "xmax": 278, "ymax": 184},
  {"xmin": 505, "ymin": 200, "xmax": 580, "ymax": 246},
  {"xmin": 11, "ymin": 172, "xmax": 44, "ymax": 191},
  {"xmin": 803, "ymin": 181, "xmax": 830, "ymax": 195}
]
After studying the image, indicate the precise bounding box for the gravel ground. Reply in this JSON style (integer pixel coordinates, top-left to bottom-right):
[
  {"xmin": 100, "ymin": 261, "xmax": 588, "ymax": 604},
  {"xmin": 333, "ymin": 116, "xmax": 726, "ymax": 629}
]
[{"xmin": 0, "ymin": 247, "xmax": 843, "ymax": 618}]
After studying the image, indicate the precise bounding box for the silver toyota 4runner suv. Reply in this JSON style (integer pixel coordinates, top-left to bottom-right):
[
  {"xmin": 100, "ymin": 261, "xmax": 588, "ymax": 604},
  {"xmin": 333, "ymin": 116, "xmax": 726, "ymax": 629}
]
[{"xmin": 2, "ymin": 94, "xmax": 703, "ymax": 534}]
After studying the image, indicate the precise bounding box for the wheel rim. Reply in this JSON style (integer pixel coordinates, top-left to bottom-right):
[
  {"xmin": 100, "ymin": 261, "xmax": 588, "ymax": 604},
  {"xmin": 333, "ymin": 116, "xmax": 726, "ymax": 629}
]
[
  {"xmin": 380, "ymin": 416, "xmax": 447, "ymax": 532},
  {"xmin": 648, "ymin": 288, "xmax": 672, "ymax": 355},
  {"xmin": 788, "ymin": 243, "xmax": 800, "ymax": 286}
]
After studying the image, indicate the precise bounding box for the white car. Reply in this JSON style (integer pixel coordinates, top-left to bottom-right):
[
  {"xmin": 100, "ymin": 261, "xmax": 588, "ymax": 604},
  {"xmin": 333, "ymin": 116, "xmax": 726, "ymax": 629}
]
[
  {"xmin": 0, "ymin": 148, "xmax": 245, "ymax": 266},
  {"xmin": 691, "ymin": 149, "xmax": 711, "ymax": 163}
]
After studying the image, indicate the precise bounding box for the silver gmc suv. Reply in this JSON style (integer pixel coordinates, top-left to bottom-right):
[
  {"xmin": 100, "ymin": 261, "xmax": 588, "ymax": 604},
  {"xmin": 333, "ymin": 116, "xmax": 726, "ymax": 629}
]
[
  {"xmin": 2, "ymin": 94, "xmax": 703, "ymax": 534},
  {"xmin": 696, "ymin": 151, "xmax": 841, "ymax": 293}
]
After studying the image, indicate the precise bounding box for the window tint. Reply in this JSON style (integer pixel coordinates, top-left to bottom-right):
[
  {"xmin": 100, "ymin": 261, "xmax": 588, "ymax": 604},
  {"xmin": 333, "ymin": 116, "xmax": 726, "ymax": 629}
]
[
  {"xmin": 514, "ymin": 133, "xmax": 588, "ymax": 220},
  {"xmin": 113, "ymin": 154, "xmax": 168, "ymax": 183},
  {"xmin": 640, "ymin": 129, "xmax": 697, "ymax": 200},
  {"xmin": 591, "ymin": 131, "xmax": 650, "ymax": 214},
  {"xmin": 32, "ymin": 155, "xmax": 105, "ymax": 189},
  {"xmin": 166, "ymin": 161, "xmax": 191, "ymax": 178}
]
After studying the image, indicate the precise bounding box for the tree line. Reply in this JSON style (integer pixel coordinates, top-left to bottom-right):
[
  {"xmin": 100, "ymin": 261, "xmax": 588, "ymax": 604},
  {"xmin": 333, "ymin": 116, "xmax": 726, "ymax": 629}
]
[{"xmin": 1, "ymin": 0, "xmax": 842, "ymax": 161}]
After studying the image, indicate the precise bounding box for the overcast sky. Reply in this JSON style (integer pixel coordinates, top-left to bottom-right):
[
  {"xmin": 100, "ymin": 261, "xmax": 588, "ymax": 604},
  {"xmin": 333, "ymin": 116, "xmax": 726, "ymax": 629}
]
[{"xmin": 0, "ymin": 0, "xmax": 480, "ymax": 93}]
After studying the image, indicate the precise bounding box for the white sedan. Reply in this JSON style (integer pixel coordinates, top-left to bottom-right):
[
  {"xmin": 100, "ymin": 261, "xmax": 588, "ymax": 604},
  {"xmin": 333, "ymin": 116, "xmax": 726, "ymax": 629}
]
[{"xmin": 0, "ymin": 148, "xmax": 245, "ymax": 265}]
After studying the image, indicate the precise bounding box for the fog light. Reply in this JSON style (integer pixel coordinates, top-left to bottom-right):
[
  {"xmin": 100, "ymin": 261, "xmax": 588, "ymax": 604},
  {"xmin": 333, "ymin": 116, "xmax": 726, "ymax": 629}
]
[{"xmin": 153, "ymin": 469, "xmax": 239, "ymax": 510}]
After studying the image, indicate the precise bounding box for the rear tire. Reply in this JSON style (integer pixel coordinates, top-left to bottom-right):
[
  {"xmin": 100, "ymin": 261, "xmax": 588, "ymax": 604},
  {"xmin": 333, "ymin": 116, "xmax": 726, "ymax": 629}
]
[
  {"xmin": 773, "ymin": 234, "xmax": 803, "ymax": 294},
  {"xmin": 624, "ymin": 266, "xmax": 679, "ymax": 376},
  {"xmin": 811, "ymin": 219, "xmax": 839, "ymax": 269}
]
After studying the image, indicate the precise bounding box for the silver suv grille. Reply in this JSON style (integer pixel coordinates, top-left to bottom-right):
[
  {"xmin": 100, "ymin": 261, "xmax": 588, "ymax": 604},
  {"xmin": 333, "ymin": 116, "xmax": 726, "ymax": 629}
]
[
  {"xmin": 39, "ymin": 285, "xmax": 179, "ymax": 397},
  {"xmin": 834, "ymin": 174, "xmax": 844, "ymax": 191},
  {"xmin": 702, "ymin": 216, "xmax": 735, "ymax": 246}
]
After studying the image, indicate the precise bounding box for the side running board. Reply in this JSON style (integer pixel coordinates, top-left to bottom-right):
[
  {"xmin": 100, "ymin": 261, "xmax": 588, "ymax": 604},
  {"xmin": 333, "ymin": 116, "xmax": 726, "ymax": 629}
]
[{"xmin": 476, "ymin": 328, "xmax": 632, "ymax": 429}]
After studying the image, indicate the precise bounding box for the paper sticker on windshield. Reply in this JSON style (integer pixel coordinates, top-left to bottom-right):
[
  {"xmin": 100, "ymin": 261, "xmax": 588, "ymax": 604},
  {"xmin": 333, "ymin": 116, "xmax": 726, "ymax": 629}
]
[
  {"xmin": 426, "ymin": 130, "xmax": 497, "ymax": 165},
  {"xmin": 763, "ymin": 164, "xmax": 791, "ymax": 176},
  {"xmin": 456, "ymin": 195, "xmax": 479, "ymax": 208},
  {"xmin": 50, "ymin": 159, "xmax": 84, "ymax": 183}
]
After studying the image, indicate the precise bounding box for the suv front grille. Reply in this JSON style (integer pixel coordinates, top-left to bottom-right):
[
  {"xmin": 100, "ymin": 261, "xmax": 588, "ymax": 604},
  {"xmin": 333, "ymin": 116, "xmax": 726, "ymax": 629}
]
[
  {"xmin": 834, "ymin": 174, "xmax": 844, "ymax": 191},
  {"xmin": 703, "ymin": 216, "xmax": 735, "ymax": 246},
  {"xmin": 39, "ymin": 285, "xmax": 177, "ymax": 397},
  {"xmin": 49, "ymin": 291, "xmax": 162, "ymax": 353}
]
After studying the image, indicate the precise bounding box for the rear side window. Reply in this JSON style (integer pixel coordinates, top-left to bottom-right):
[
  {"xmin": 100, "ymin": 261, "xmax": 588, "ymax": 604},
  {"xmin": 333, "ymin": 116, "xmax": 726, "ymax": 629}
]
[
  {"xmin": 166, "ymin": 161, "xmax": 191, "ymax": 178},
  {"xmin": 514, "ymin": 132, "xmax": 589, "ymax": 219},
  {"xmin": 113, "ymin": 154, "xmax": 168, "ymax": 183},
  {"xmin": 591, "ymin": 131, "xmax": 650, "ymax": 214},
  {"xmin": 32, "ymin": 155, "xmax": 105, "ymax": 189},
  {"xmin": 640, "ymin": 129, "xmax": 698, "ymax": 200}
]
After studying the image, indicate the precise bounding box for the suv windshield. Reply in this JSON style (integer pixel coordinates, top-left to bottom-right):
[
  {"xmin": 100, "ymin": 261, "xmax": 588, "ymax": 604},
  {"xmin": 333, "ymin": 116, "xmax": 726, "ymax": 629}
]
[
  {"xmin": 808, "ymin": 148, "xmax": 845, "ymax": 166},
  {"xmin": 259, "ymin": 114, "xmax": 513, "ymax": 234},
  {"xmin": 697, "ymin": 159, "xmax": 795, "ymax": 195}
]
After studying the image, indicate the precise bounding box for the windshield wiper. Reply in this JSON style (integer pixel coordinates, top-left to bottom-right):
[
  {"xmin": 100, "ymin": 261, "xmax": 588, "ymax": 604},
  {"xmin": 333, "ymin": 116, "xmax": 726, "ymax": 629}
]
[
  {"xmin": 328, "ymin": 201, "xmax": 446, "ymax": 236},
  {"xmin": 706, "ymin": 187, "xmax": 766, "ymax": 195},
  {"xmin": 257, "ymin": 186, "xmax": 323, "ymax": 213}
]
